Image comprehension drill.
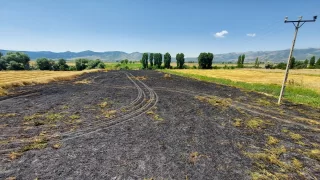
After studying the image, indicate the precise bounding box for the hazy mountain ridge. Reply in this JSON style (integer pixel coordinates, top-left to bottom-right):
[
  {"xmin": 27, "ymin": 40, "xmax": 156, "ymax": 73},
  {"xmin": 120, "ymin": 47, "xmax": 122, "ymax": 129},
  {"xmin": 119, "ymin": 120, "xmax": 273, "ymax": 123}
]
[{"xmin": 1, "ymin": 48, "xmax": 319, "ymax": 63}]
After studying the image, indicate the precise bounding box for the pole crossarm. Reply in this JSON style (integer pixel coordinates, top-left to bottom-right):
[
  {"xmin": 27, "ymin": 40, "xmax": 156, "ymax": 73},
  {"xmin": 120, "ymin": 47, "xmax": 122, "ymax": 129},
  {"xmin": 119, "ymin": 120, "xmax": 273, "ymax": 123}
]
[
  {"xmin": 285, "ymin": 20, "xmax": 316, "ymax": 23},
  {"xmin": 278, "ymin": 16, "xmax": 317, "ymax": 105}
]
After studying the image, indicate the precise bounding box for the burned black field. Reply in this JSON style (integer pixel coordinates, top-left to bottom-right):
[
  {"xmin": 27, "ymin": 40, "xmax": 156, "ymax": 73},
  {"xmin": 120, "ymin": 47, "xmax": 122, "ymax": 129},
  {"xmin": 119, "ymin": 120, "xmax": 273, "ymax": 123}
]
[{"xmin": 0, "ymin": 70, "xmax": 319, "ymax": 179}]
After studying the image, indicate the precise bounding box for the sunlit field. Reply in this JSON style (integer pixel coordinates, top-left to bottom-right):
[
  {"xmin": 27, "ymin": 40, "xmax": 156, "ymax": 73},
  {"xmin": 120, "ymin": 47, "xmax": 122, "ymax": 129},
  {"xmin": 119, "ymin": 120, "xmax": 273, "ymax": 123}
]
[
  {"xmin": 0, "ymin": 70, "xmax": 101, "ymax": 96},
  {"xmin": 168, "ymin": 69, "xmax": 320, "ymax": 92},
  {"xmin": 162, "ymin": 69, "xmax": 320, "ymax": 107}
]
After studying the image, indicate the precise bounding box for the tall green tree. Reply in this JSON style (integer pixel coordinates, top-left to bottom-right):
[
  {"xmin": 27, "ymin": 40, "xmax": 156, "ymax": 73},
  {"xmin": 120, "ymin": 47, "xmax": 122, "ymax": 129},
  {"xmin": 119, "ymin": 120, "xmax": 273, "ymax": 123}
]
[
  {"xmin": 176, "ymin": 53, "xmax": 185, "ymax": 69},
  {"xmin": 142, "ymin": 53, "xmax": 148, "ymax": 69},
  {"xmin": 304, "ymin": 59, "xmax": 309, "ymax": 67},
  {"xmin": 198, "ymin": 52, "xmax": 214, "ymax": 69},
  {"xmin": 164, "ymin": 52, "xmax": 171, "ymax": 68},
  {"xmin": 237, "ymin": 55, "xmax": 241, "ymax": 67},
  {"xmin": 154, "ymin": 53, "xmax": 162, "ymax": 68},
  {"xmin": 0, "ymin": 52, "xmax": 3, "ymax": 58},
  {"xmin": 254, "ymin": 57, "xmax": 259, "ymax": 68},
  {"xmin": 316, "ymin": 58, "xmax": 320, "ymax": 68},
  {"xmin": 289, "ymin": 56, "xmax": 296, "ymax": 69},
  {"xmin": 149, "ymin": 53, "xmax": 154, "ymax": 67},
  {"xmin": 237, "ymin": 55, "xmax": 243, "ymax": 68},
  {"xmin": 241, "ymin": 54, "xmax": 245, "ymax": 65},
  {"xmin": 309, "ymin": 56, "xmax": 316, "ymax": 67}
]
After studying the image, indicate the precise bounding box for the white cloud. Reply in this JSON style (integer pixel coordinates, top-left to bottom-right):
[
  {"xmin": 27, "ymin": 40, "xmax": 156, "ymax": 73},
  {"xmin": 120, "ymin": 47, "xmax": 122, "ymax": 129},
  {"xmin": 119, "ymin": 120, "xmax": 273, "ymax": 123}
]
[
  {"xmin": 214, "ymin": 30, "xmax": 228, "ymax": 38},
  {"xmin": 247, "ymin": 33, "xmax": 256, "ymax": 37}
]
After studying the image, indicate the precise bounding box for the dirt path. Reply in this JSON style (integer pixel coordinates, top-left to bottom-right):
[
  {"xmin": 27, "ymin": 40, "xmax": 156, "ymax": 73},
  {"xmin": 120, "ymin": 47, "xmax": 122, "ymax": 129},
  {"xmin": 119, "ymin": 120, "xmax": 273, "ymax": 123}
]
[{"xmin": 0, "ymin": 70, "xmax": 319, "ymax": 179}]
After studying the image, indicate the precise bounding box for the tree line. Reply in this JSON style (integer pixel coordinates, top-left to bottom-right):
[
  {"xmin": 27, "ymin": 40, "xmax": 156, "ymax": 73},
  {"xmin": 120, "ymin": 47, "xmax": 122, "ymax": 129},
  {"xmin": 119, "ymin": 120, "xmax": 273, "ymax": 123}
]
[
  {"xmin": 266, "ymin": 56, "xmax": 320, "ymax": 69},
  {"xmin": 0, "ymin": 51, "xmax": 105, "ymax": 71},
  {"xmin": 141, "ymin": 52, "xmax": 215, "ymax": 69},
  {"xmin": 1, "ymin": 51, "xmax": 319, "ymax": 71}
]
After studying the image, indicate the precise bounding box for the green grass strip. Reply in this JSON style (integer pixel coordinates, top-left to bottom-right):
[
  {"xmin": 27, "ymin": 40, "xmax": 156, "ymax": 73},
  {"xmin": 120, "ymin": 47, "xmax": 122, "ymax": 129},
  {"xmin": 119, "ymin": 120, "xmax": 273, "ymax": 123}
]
[{"xmin": 161, "ymin": 70, "xmax": 320, "ymax": 108}]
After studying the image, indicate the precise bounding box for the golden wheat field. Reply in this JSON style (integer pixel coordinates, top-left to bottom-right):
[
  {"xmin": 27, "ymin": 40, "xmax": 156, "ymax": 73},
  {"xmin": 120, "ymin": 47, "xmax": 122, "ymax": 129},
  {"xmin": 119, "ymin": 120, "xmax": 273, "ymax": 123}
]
[
  {"xmin": 170, "ymin": 69, "xmax": 320, "ymax": 92},
  {"xmin": 0, "ymin": 70, "xmax": 101, "ymax": 96}
]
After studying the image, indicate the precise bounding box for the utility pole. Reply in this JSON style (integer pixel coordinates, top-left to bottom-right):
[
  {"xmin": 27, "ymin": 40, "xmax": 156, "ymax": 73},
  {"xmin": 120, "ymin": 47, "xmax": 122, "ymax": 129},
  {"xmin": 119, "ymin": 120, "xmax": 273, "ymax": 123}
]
[{"xmin": 278, "ymin": 15, "xmax": 317, "ymax": 105}]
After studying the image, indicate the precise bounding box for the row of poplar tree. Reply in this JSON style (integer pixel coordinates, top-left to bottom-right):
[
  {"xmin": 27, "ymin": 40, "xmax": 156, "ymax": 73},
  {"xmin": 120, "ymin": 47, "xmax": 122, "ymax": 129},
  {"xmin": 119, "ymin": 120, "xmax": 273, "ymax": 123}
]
[
  {"xmin": 141, "ymin": 52, "xmax": 185, "ymax": 69},
  {"xmin": 141, "ymin": 52, "xmax": 214, "ymax": 69}
]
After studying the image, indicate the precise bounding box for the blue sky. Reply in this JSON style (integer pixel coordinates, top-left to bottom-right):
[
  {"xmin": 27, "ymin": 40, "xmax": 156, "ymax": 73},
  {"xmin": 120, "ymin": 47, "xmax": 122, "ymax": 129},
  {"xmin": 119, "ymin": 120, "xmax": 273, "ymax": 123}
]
[{"xmin": 0, "ymin": 0, "xmax": 319, "ymax": 57}]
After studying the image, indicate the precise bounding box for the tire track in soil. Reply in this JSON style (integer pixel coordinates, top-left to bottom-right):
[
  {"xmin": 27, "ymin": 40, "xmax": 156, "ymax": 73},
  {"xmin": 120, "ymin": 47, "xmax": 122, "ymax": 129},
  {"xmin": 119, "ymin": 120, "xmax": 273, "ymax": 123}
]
[
  {"xmin": 0, "ymin": 72, "xmax": 159, "ymax": 154},
  {"xmin": 60, "ymin": 72, "xmax": 159, "ymax": 141}
]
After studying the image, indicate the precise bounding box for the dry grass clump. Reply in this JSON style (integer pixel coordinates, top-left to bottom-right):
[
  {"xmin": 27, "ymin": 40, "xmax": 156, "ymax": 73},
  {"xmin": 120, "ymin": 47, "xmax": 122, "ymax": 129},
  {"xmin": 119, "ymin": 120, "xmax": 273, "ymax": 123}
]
[
  {"xmin": 98, "ymin": 101, "xmax": 109, "ymax": 108},
  {"xmin": 164, "ymin": 74, "xmax": 171, "ymax": 79},
  {"xmin": 133, "ymin": 76, "xmax": 147, "ymax": 80},
  {"xmin": 105, "ymin": 110, "xmax": 117, "ymax": 118},
  {"xmin": 245, "ymin": 145, "xmax": 291, "ymax": 179},
  {"xmin": 52, "ymin": 143, "xmax": 62, "ymax": 149},
  {"xmin": 0, "ymin": 113, "xmax": 17, "ymax": 118},
  {"xmin": 195, "ymin": 96, "xmax": 231, "ymax": 108},
  {"xmin": 146, "ymin": 110, "xmax": 163, "ymax": 121},
  {"xmin": 74, "ymin": 79, "xmax": 91, "ymax": 84},
  {"xmin": 8, "ymin": 152, "xmax": 22, "ymax": 160},
  {"xmin": 0, "ymin": 69, "xmax": 101, "ymax": 96}
]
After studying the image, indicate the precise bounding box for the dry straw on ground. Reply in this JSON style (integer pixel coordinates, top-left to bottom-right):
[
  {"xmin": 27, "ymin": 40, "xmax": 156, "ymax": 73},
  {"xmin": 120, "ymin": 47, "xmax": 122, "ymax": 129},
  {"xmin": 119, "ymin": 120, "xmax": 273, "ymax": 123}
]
[{"xmin": 0, "ymin": 70, "xmax": 102, "ymax": 96}]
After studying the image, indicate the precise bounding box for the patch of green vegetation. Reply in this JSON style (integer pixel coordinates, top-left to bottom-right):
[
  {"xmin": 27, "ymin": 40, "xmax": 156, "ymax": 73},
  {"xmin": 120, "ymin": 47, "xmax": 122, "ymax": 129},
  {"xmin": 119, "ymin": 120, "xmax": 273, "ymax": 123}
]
[
  {"xmin": 104, "ymin": 62, "xmax": 142, "ymax": 70},
  {"xmin": 69, "ymin": 114, "xmax": 80, "ymax": 120},
  {"xmin": 289, "ymin": 132, "xmax": 303, "ymax": 141},
  {"xmin": 0, "ymin": 139, "xmax": 9, "ymax": 144},
  {"xmin": 256, "ymin": 98, "xmax": 273, "ymax": 106},
  {"xmin": 21, "ymin": 136, "xmax": 48, "ymax": 152},
  {"xmin": 161, "ymin": 70, "xmax": 320, "ymax": 108},
  {"xmin": 98, "ymin": 101, "xmax": 108, "ymax": 108},
  {"xmin": 46, "ymin": 113, "xmax": 63, "ymax": 122},
  {"xmin": 292, "ymin": 158, "xmax": 303, "ymax": 170},
  {"xmin": 232, "ymin": 118, "xmax": 242, "ymax": 127},
  {"xmin": 281, "ymin": 128, "xmax": 289, "ymax": 133},
  {"xmin": 250, "ymin": 171, "xmax": 288, "ymax": 180},
  {"xmin": 61, "ymin": 105, "xmax": 69, "ymax": 109},
  {"xmin": 246, "ymin": 118, "xmax": 271, "ymax": 129},
  {"xmin": 267, "ymin": 136, "xmax": 279, "ymax": 146},
  {"xmin": 245, "ymin": 145, "xmax": 291, "ymax": 178},
  {"xmin": 304, "ymin": 149, "xmax": 320, "ymax": 161},
  {"xmin": 24, "ymin": 114, "xmax": 42, "ymax": 121}
]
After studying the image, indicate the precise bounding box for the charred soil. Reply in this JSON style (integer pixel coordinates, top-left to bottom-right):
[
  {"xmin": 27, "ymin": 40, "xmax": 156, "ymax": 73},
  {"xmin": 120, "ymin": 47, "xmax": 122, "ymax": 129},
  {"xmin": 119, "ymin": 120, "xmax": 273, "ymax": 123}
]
[{"xmin": 0, "ymin": 70, "xmax": 319, "ymax": 179}]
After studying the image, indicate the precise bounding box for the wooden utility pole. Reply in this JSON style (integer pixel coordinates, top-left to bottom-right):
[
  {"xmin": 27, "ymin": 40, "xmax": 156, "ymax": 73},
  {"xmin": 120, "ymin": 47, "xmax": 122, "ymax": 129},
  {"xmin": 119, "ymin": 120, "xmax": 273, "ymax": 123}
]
[{"xmin": 278, "ymin": 16, "xmax": 317, "ymax": 105}]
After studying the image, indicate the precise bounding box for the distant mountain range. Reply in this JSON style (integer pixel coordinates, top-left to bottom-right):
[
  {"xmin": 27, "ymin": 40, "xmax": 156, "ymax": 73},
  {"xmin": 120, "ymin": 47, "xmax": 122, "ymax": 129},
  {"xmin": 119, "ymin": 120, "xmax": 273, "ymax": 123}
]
[{"xmin": 1, "ymin": 48, "xmax": 319, "ymax": 63}]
